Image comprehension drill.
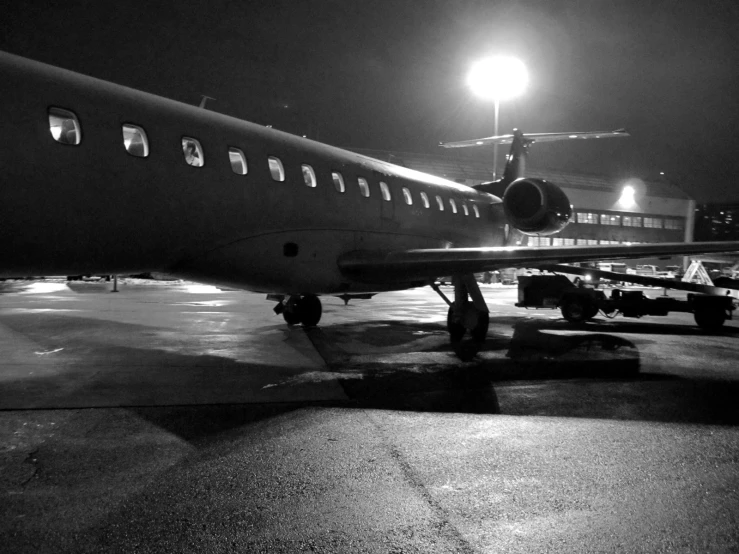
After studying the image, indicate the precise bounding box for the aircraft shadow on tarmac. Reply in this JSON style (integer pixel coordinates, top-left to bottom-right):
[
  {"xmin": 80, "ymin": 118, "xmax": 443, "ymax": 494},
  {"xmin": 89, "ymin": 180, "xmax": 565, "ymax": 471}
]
[{"xmin": 306, "ymin": 316, "xmax": 739, "ymax": 426}]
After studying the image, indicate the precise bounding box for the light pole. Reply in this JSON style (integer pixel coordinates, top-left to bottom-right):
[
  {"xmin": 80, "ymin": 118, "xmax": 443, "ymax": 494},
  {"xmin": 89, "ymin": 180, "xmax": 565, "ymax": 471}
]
[{"xmin": 467, "ymin": 56, "xmax": 528, "ymax": 180}]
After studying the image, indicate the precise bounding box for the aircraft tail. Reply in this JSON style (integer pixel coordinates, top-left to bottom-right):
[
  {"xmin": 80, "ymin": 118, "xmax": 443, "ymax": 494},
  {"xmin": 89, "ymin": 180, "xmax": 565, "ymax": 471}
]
[{"xmin": 439, "ymin": 128, "xmax": 629, "ymax": 195}]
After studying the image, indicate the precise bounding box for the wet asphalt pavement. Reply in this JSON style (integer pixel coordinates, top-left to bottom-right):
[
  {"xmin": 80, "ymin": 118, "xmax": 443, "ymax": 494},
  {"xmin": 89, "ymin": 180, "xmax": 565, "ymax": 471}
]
[{"xmin": 1, "ymin": 279, "xmax": 738, "ymax": 553}]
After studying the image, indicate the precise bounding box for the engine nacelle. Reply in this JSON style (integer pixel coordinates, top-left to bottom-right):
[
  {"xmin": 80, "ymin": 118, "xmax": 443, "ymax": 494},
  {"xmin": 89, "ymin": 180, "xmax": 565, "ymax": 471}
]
[{"xmin": 502, "ymin": 177, "xmax": 572, "ymax": 235}]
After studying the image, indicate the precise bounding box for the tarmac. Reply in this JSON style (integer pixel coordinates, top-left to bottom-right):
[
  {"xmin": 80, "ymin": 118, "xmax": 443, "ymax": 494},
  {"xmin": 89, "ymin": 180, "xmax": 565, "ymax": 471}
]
[{"xmin": 1, "ymin": 278, "xmax": 738, "ymax": 553}]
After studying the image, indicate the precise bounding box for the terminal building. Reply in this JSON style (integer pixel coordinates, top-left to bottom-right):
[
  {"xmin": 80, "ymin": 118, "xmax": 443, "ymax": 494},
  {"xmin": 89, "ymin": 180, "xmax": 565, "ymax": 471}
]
[{"xmin": 354, "ymin": 148, "xmax": 695, "ymax": 267}]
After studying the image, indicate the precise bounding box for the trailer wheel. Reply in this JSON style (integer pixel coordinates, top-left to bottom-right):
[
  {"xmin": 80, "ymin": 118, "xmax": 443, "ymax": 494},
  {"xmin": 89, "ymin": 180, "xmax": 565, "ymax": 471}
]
[
  {"xmin": 694, "ymin": 305, "xmax": 726, "ymax": 331},
  {"xmin": 561, "ymin": 296, "xmax": 592, "ymax": 323}
]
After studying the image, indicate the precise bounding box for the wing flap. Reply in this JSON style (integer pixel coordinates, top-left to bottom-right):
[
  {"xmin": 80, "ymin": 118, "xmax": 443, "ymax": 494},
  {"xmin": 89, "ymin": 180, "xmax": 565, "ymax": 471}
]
[{"xmin": 338, "ymin": 242, "xmax": 739, "ymax": 282}]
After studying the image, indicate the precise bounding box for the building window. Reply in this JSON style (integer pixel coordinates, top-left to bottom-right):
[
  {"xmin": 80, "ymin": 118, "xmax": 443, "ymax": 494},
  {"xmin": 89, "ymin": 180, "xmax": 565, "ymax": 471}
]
[
  {"xmin": 530, "ymin": 236, "xmax": 551, "ymax": 246},
  {"xmin": 622, "ymin": 215, "xmax": 642, "ymax": 227},
  {"xmin": 449, "ymin": 198, "xmax": 458, "ymax": 213},
  {"xmin": 664, "ymin": 218, "xmax": 684, "ymax": 230},
  {"xmin": 402, "ymin": 187, "xmax": 412, "ymax": 205},
  {"xmin": 563, "ymin": 238, "xmax": 575, "ymax": 245},
  {"xmin": 472, "ymin": 204, "xmax": 480, "ymax": 218},
  {"xmin": 644, "ymin": 217, "xmax": 663, "ymax": 228},
  {"xmin": 358, "ymin": 177, "xmax": 370, "ymax": 197},
  {"xmin": 228, "ymin": 147, "xmax": 247, "ymax": 174},
  {"xmin": 268, "ymin": 156, "xmax": 284, "ymax": 181},
  {"xmin": 48, "ymin": 107, "xmax": 81, "ymax": 145},
  {"xmin": 301, "ymin": 164, "xmax": 317, "ymax": 187},
  {"xmin": 380, "ymin": 181, "xmax": 391, "ymax": 201},
  {"xmin": 600, "ymin": 214, "xmax": 621, "ymax": 226},
  {"xmin": 122, "ymin": 124, "xmax": 149, "ymax": 157},
  {"xmin": 576, "ymin": 212, "xmax": 598, "ymax": 224},
  {"xmin": 436, "ymin": 195, "xmax": 444, "ymax": 211},
  {"xmin": 332, "ymin": 172, "xmax": 345, "ymax": 193},
  {"xmin": 182, "ymin": 137, "xmax": 204, "ymax": 167},
  {"xmin": 420, "ymin": 191, "xmax": 430, "ymax": 208}
]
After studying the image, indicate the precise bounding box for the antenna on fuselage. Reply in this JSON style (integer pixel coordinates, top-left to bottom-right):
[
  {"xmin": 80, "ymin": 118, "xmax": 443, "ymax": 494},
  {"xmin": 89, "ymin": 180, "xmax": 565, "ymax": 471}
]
[{"xmin": 198, "ymin": 95, "xmax": 215, "ymax": 109}]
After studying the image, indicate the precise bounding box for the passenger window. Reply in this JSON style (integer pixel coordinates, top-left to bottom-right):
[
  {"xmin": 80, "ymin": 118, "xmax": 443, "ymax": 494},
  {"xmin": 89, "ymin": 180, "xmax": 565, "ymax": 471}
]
[
  {"xmin": 268, "ymin": 156, "xmax": 285, "ymax": 181},
  {"xmin": 436, "ymin": 195, "xmax": 444, "ymax": 211},
  {"xmin": 449, "ymin": 198, "xmax": 458, "ymax": 213},
  {"xmin": 358, "ymin": 177, "xmax": 370, "ymax": 197},
  {"xmin": 302, "ymin": 164, "xmax": 317, "ymax": 187},
  {"xmin": 462, "ymin": 203, "xmax": 469, "ymax": 216},
  {"xmin": 228, "ymin": 148, "xmax": 248, "ymax": 175},
  {"xmin": 122, "ymin": 124, "xmax": 149, "ymax": 157},
  {"xmin": 182, "ymin": 137, "xmax": 204, "ymax": 167},
  {"xmin": 473, "ymin": 204, "xmax": 480, "ymax": 218},
  {"xmin": 402, "ymin": 187, "xmax": 412, "ymax": 205},
  {"xmin": 332, "ymin": 171, "xmax": 346, "ymax": 193},
  {"xmin": 379, "ymin": 181, "xmax": 391, "ymax": 202},
  {"xmin": 48, "ymin": 107, "xmax": 81, "ymax": 145},
  {"xmin": 420, "ymin": 191, "xmax": 430, "ymax": 209}
]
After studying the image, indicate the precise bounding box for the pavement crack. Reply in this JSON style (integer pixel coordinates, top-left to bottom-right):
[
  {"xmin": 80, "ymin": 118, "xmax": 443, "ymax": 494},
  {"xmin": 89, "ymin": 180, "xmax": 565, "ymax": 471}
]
[
  {"xmin": 369, "ymin": 413, "xmax": 476, "ymax": 554},
  {"xmin": 20, "ymin": 448, "xmax": 40, "ymax": 487}
]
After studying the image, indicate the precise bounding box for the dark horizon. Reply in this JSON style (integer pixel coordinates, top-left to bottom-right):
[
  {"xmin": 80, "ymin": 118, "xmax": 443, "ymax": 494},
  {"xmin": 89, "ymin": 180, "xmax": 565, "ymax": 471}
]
[{"xmin": 2, "ymin": 0, "xmax": 737, "ymax": 202}]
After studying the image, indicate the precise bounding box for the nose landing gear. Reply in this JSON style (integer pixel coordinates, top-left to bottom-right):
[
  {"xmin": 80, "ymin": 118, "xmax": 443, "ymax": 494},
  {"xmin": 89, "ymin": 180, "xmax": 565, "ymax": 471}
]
[{"xmin": 273, "ymin": 294, "xmax": 323, "ymax": 327}]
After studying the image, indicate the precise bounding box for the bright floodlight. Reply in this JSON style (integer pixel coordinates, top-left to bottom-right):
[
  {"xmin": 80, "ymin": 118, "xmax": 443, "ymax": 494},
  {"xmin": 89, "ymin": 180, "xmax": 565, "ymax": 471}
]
[
  {"xmin": 467, "ymin": 56, "xmax": 528, "ymax": 101},
  {"xmin": 619, "ymin": 185, "xmax": 636, "ymax": 207}
]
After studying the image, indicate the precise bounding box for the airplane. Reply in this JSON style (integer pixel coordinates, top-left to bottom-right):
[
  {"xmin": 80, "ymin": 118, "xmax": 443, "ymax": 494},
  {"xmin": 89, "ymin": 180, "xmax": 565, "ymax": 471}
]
[{"xmin": 2, "ymin": 50, "xmax": 739, "ymax": 343}]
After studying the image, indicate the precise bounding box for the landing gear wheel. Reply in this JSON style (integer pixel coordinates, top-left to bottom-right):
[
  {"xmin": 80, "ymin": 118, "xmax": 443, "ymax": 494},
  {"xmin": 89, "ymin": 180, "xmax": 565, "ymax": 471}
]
[
  {"xmin": 300, "ymin": 294, "xmax": 322, "ymax": 327},
  {"xmin": 561, "ymin": 296, "xmax": 591, "ymax": 323},
  {"xmin": 447, "ymin": 303, "xmax": 489, "ymax": 343},
  {"xmin": 283, "ymin": 297, "xmax": 302, "ymax": 325},
  {"xmin": 694, "ymin": 305, "xmax": 726, "ymax": 331},
  {"xmin": 447, "ymin": 305, "xmax": 466, "ymax": 343}
]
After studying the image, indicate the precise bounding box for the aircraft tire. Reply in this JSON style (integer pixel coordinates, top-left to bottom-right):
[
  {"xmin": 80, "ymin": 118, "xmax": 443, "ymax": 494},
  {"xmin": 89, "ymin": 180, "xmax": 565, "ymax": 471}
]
[
  {"xmin": 447, "ymin": 305, "xmax": 467, "ymax": 343},
  {"xmin": 283, "ymin": 296, "xmax": 302, "ymax": 325},
  {"xmin": 299, "ymin": 294, "xmax": 322, "ymax": 327}
]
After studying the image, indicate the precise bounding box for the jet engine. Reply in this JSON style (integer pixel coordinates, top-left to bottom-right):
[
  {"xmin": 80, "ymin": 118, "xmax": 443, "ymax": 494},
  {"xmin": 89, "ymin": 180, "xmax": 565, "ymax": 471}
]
[{"xmin": 502, "ymin": 177, "xmax": 572, "ymax": 235}]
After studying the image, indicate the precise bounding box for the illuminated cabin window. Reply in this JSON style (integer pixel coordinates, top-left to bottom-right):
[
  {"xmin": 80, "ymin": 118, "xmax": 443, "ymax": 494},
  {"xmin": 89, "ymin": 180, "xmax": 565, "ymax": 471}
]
[
  {"xmin": 462, "ymin": 203, "xmax": 469, "ymax": 216},
  {"xmin": 48, "ymin": 107, "xmax": 81, "ymax": 145},
  {"xmin": 357, "ymin": 177, "xmax": 370, "ymax": 197},
  {"xmin": 228, "ymin": 148, "xmax": 248, "ymax": 175},
  {"xmin": 332, "ymin": 171, "xmax": 345, "ymax": 193},
  {"xmin": 449, "ymin": 198, "xmax": 458, "ymax": 213},
  {"xmin": 420, "ymin": 191, "xmax": 430, "ymax": 208},
  {"xmin": 182, "ymin": 137, "xmax": 204, "ymax": 167},
  {"xmin": 435, "ymin": 195, "xmax": 444, "ymax": 211},
  {"xmin": 302, "ymin": 164, "xmax": 317, "ymax": 187},
  {"xmin": 268, "ymin": 156, "xmax": 285, "ymax": 181},
  {"xmin": 379, "ymin": 181, "xmax": 391, "ymax": 201},
  {"xmin": 122, "ymin": 124, "xmax": 149, "ymax": 157},
  {"xmin": 402, "ymin": 187, "xmax": 412, "ymax": 205},
  {"xmin": 472, "ymin": 204, "xmax": 480, "ymax": 218}
]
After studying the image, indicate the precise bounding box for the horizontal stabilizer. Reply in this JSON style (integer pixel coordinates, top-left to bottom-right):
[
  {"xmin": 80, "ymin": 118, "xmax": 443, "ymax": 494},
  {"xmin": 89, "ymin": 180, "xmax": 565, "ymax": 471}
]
[{"xmin": 439, "ymin": 129, "xmax": 629, "ymax": 149}]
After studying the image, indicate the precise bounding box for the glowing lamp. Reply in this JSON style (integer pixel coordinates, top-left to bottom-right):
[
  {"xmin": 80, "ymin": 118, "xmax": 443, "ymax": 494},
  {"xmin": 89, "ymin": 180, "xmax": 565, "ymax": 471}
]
[{"xmin": 467, "ymin": 56, "xmax": 528, "ymax": 101}]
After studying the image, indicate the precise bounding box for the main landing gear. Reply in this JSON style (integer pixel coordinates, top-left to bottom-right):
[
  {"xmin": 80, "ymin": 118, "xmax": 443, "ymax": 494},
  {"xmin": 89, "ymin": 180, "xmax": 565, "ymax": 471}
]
[
  {"xmin": 272, "ymin": 294, "xmax": 322, "ymax": 327},
  {"xmin": 432, "ymin": 274, "xmax": 490, "ymax": 344}
]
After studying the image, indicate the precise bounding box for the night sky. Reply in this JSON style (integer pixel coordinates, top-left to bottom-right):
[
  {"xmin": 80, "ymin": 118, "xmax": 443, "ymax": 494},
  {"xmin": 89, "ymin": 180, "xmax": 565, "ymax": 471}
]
[{"xmin": 2, "ymin": 0, "xmax": 737, "ymax": 202}]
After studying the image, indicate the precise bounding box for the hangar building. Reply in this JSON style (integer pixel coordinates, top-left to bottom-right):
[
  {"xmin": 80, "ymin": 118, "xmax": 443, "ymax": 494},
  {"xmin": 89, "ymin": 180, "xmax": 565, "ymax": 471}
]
[{"xmin": 355, "ymin": 148, "xmax": 694, "ymax": 267}]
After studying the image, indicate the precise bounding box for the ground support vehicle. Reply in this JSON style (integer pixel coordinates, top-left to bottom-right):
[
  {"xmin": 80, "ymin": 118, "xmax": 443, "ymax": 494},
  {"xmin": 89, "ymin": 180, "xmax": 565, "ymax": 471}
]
[{"xmin": 515, "ymin": 267, "xmax": 737, "ymax": 330}]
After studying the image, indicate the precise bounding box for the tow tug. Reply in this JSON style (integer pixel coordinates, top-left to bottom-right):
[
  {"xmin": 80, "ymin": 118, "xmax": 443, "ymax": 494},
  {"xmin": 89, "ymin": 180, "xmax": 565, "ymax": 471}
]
[{"xmin": 515, "ymin": 264, "xmax": 738, "ymax": 330}]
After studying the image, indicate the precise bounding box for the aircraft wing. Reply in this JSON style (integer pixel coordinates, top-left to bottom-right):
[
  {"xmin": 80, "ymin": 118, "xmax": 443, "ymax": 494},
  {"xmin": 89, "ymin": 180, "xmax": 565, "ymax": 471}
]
[
  {"xmin": 439, "ymin": 129, "xmax": 629, "ymax": 149},
  {"xmin": 338, "ymin": 241, "xmax": 739, "ymax": 282}
]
